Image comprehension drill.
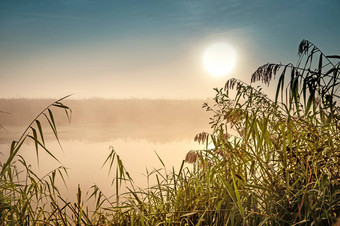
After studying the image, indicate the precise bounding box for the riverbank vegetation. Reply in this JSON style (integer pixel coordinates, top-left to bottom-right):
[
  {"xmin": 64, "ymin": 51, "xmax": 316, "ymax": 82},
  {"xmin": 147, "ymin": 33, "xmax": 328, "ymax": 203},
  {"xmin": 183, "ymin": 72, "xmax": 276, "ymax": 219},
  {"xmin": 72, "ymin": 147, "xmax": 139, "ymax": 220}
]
[{"xmin": 1, "ymin": 40, "xmax": 339, "ymax": 225}]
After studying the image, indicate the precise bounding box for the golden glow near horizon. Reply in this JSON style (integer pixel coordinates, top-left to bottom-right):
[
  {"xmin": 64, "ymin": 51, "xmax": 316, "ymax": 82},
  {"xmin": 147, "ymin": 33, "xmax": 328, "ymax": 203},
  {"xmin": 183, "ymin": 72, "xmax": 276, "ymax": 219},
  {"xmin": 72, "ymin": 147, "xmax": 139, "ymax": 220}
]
[{"xmin": 203, "ymin": 42, "xmax": 236, "ymax": 77}]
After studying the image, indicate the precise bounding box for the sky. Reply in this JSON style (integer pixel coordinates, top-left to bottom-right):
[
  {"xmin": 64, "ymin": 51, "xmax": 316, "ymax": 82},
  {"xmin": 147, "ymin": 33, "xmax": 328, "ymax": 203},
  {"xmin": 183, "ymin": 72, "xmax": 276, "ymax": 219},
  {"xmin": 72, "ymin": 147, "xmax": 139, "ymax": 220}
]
[{"xmin": 1, "ymin": 0, "xmax": 339, "ymax": 99}]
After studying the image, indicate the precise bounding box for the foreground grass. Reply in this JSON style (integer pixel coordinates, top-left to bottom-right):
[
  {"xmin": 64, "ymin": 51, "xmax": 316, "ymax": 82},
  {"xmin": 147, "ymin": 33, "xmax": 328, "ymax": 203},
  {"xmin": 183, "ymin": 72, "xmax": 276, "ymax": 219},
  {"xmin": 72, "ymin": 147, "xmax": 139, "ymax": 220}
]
[{"xmin": 1, "ymin": 40, "xmax": 339, "ymax": 225}]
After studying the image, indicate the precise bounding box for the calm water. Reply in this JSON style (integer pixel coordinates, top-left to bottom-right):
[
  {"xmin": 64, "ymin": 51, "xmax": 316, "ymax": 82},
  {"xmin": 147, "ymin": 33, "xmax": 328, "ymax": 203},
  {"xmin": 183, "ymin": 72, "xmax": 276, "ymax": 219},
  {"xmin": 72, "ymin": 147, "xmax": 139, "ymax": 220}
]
[
  {"xmin": 0, "ymin": 136, "xmax": 204, "ymax": 203},
  {"xmin": 0, "ymin": 99, "xmax": 211, "ymax": 203}
]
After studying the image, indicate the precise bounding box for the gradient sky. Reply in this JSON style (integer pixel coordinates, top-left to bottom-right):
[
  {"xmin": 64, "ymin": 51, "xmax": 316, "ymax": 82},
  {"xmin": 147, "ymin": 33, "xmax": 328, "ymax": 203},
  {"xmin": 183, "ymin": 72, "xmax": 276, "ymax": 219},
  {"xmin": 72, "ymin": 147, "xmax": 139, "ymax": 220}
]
[{"xmin": 1, "ymin": 0, "xmax": 339, "ymax": 99}]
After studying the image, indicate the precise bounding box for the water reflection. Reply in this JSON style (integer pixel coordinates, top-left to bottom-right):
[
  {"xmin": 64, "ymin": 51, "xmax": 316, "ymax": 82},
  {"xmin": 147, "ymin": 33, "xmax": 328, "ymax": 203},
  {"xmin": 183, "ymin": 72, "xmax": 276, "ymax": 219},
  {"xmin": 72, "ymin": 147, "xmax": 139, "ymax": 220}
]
[{"xmin": 0, "ymin": 136, "xmax": 205, "ymax": 204}]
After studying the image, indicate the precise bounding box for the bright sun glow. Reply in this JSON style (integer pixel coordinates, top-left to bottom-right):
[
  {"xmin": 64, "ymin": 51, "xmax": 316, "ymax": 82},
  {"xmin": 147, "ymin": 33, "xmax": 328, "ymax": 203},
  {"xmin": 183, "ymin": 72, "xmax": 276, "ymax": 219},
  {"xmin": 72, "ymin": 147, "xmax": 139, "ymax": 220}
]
[{"xmin": 203, "ymin": 42, "xmax": 236, "ymax": 77}]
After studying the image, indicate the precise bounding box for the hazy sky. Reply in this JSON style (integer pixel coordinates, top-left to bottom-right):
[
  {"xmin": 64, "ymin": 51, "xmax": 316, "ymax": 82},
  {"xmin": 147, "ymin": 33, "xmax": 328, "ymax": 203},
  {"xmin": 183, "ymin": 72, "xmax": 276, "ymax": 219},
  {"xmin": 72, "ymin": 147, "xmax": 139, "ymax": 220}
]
[{"xmin": 1, "ymin": 0, "xmax": 339, "ymax": 99}]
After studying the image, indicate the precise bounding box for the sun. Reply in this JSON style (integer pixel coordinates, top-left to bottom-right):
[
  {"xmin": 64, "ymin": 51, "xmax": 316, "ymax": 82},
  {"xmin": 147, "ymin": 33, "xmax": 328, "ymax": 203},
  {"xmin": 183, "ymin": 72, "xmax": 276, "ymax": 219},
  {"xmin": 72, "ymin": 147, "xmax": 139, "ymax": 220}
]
[{"xmin": 203, "ymin": 42, "xmax": 236, "ymax": 77}]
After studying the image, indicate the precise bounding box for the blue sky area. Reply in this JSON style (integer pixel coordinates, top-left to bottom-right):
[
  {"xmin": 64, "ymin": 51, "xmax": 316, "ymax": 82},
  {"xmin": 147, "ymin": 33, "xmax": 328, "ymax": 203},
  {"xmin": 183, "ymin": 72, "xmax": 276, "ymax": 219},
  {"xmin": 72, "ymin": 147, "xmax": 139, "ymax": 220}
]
[{"xmin": 1, "ymin": 0, "xmax": 339, "ymax": 98}]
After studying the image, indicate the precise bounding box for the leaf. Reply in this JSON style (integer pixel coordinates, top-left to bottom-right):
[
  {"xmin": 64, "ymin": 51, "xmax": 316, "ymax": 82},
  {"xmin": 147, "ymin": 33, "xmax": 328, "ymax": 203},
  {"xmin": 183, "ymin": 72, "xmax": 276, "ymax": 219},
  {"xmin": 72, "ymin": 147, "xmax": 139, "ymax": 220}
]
[
  {"xmin": 10, "ymin": 141, "xmax": 16, "ymax": 155},
  {"xmin": 1, "ymin": 137, "xmax": 26, "ymax": 177},
  {"xmin": 318, "ymin": 52, "xmax": 323, "ymax": 77},
  {"xmin": 326, "ymin": 55, "xmax": 340, "ymax": 59},
  {"xmin": 196, "ymin": 209, "xmax": 207, "ymax": 225},
  {"xmin": 154, "ymin": 151, "xmax": 165, "ymax": 168},
  {"xmin": 306, "ymin": 84, "xmax": 315, "ymax": 114},
  {"xmin": 116, "ymin": 155, "xmax": 125, "ymax": 185},
  {"xmin": 52, "ymin": 102, "xmax": 72, "ymax": 122},
  {"xmin": 177, "ymin": 160, "xmax": 184, "ymax": 178},
  {"xmin": 102, "ymin": 147, "xmax": 116, "ymax": 176},
  {"xmin": 181, "ymin": 211, "xmax": 198, "ymax": 217},
  {"xmin": 293, "ymin": 72, "xmax": 299, "ymax": 111},
  {"xmin": 302, "ymin": 80, "xmax": 307, "ymax": 110},
  {"xmin": 156, "ymin": 174, "xmax": 164, "ymax": 203},
  {"xmin": 48, "ymin": 109, "xmax": 56, "ymax": 130},
  {"xmin": 35, "ymin": 120, "xmax": 45, "ymax": 145},
  {"xmin": 275, "ymin": 66, "xmax": 286, "ymax": 103},
  {"xmin": 43, "ymin": 112, "xmax": 62, "ymax": 149},
  {"xmin": 27, "ymin": 135, "xmax": 61, "ymax": 164},
  {"xmin": 30, "ymin": 126, "xmax": 39, "ymax": 165},
  {"xmin": 58, "ymin": 167, "xmax": 68, "ymax": 188}
]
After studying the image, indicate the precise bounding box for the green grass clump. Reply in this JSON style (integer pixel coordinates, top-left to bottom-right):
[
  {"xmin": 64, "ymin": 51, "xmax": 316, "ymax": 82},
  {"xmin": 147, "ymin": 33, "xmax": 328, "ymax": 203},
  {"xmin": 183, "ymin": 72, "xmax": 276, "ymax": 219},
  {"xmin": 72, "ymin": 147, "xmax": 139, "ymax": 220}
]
[{"xmin": 0, "ymin": 40, "xmax": 339, "ymax": 225}]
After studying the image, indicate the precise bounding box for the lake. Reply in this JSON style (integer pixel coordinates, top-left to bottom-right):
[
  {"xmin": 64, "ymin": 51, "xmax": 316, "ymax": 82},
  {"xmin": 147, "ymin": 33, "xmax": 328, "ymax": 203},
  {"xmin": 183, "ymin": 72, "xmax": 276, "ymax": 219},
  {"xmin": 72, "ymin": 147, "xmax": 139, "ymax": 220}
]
[{"xmin": 0, "ymin": 98, "xmax": 212, "ymax": 204}]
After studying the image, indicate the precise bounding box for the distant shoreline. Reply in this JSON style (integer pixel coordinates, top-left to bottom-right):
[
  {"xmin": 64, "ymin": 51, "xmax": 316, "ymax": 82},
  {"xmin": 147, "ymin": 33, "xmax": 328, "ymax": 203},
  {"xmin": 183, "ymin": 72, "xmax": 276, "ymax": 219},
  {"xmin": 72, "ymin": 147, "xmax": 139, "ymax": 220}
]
[{"xmin": 0, "ymin": 98, "xmax": 212, "ymax": 144}]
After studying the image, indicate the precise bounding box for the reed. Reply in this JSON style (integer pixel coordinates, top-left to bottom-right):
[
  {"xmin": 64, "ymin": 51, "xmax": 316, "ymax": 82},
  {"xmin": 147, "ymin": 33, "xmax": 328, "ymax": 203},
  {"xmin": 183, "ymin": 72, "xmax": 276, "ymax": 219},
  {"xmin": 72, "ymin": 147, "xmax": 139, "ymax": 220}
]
[{"xmin": 0, "ymin": 40, "xmax": 339, "ymax": 225}]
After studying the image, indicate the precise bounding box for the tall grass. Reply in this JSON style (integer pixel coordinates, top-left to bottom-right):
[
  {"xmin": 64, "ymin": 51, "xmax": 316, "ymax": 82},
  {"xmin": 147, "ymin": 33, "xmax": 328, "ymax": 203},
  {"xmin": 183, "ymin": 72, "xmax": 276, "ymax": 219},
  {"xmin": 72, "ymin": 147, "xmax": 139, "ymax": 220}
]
[
  {"xmin": 0, "ymin": 40, "xmax": 339, "ymax": 225},
  {"xmin": 0, "ymin": 95, "xmax": 72, "ymax": 225}
]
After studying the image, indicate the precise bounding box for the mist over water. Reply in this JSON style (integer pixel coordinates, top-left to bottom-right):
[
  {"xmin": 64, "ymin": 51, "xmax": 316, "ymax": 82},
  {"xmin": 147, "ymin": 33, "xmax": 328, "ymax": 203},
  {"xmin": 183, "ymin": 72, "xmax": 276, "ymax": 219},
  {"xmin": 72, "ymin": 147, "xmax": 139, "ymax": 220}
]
[
  {"xmin": 0, "ymin": 98, "xmax": 211, "ymax": 202},
  {"xmin": 0, "ymin": 98, "xmax": 211, "ymax": 143}
]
